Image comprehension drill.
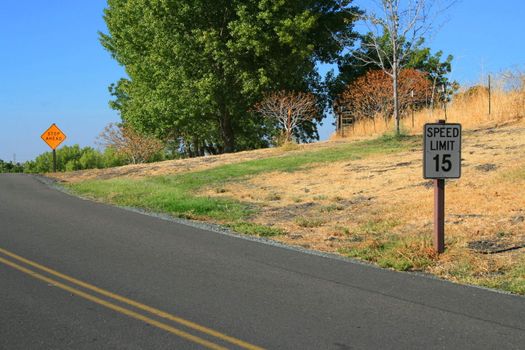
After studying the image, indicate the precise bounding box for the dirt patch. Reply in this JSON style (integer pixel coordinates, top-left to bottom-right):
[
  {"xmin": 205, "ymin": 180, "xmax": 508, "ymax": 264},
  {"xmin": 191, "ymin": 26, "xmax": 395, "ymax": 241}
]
[
  {"xmin": 468, "ymin": 239, "xmax": 525, "ymax": 254},
  {"xmin": 415, "ymin": 181, "xmax": 434, "ymax": 189},
  {"xmin": 475, "ymin": 163, "xmax": 498, "ymax": 172},
  {"xmin": 511, "ymin": 215, "xmax": 525, "ymax": 224}
]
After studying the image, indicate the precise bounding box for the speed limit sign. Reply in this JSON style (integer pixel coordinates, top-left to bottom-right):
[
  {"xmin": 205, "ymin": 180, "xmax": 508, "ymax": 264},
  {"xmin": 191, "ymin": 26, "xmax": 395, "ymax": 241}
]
[
  {"xmin": 423, "ymin": 120, "xmax": 461, "ymax": 254},
  {"xmin": 424, "ymin": 122, "xmax": 461, "ymax": 179}
]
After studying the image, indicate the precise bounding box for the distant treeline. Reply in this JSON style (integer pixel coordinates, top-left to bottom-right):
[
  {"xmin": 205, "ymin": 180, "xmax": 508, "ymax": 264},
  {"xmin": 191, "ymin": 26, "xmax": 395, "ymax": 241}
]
[
  {"xmin": 0, "ymin": 159, "xmax": 24, "ymax": 173},
  {"xmin": 0, "ymin": 145, "xmax": 160, "ymax": 174}
]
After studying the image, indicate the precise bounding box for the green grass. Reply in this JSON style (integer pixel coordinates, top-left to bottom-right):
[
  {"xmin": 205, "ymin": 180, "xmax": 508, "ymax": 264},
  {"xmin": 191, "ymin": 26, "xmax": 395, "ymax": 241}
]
[
  {"xmin": 67, "ymin": 133, "xmax": 416, "ymax": 223},
  {"xmin": 320, "ymin": 204, "xmax": 345, "ymax": 212},
  {"xmin": 354, "ymin": 219, "xmax": 401, "ymax": 235},
  {"xmin": 446, "ymin": 256, "xmax": 525, "ymax": 295},
  {"xmin": 333, "ymin": 225, "xmax": 351, "ymax": 235},
  {"xmin": 339, "ymin": 234, "xmax": 436, "ymax": 271},
  {"xmin": 69, "ymin": 177, "xmax": 251, "ymax": 221},
  {"xmin": 295, "ymin": 216, "xmax": 326, "ymax": 228},
  {"xmin": 446, "ymin": 259, "xmax": 475, "ymax": 280},
  {"xmin": 340, "ymin": 229, "xmax": 525, "ymax": 294},
  {"xmin": 227, "ymin": 222, "xmax": 286, "ymax": 237},
  {"xmin": 478, "ymin": 259, "xmax": 525, "ymax": 295},
  {"xmin": 339, "ymin": 220, "xmax": 436, "ymax": 271}
]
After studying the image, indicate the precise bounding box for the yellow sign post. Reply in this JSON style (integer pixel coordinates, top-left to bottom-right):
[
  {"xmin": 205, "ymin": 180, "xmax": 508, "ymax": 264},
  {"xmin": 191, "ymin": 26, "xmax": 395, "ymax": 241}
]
[{"xmin": 41, "ymin": 124, "xmax": 67, "ymax": 172}]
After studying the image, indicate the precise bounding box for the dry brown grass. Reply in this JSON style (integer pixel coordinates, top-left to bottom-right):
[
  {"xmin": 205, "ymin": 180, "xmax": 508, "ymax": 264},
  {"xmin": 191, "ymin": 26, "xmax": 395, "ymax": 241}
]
[
  {"xmin": 202, "ymin": 120, "xmax": 524, "ymax": 247},
  {"xmin": 56, "ymin": 85, "xmax": 525, "ymax": 293},
  {"xmin": 198, "ymin": 117, "xmax": 525, "ymax": 292},
  {"xmin": 334, "ymin": 79, "xmax": 525, "ymax": 139}
]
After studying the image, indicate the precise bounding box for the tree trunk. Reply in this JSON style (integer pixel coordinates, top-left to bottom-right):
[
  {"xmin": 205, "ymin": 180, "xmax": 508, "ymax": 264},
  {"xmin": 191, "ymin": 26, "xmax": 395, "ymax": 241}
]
[
  {"xmin": 219, "ymin": 109, "xmax": 235, "ymax": 153},
  {"xmin": 286, "ymin": 108, "xmax": 292, "ymax": 142},
  {"xmin": 430, "ymin": 77, "xmax": 437, "ymax": 117},
  {"xmin": 391, "ymin": 5, "xmax": 400, "ymax": 136},
  {"xmin": 393, "ymin": 62, "xmax": 400, "ymax": 135},
  {"xmin": 193, "ymin": 137, "xmax": 205, "ymax": 157},
  {"xmin": 185, "ymin": 139, "xmax": 194, "ymax": 158}
]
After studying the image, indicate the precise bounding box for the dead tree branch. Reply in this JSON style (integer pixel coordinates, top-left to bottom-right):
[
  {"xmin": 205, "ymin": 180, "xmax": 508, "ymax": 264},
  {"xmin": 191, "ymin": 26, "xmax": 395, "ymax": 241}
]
[
  {"xmin": 98, "ymin": 123, "xmax": 164, "ymax": 164},
  {"xmin": 255, "ymin": 91, "xmax": 318, "ymax": 143}
]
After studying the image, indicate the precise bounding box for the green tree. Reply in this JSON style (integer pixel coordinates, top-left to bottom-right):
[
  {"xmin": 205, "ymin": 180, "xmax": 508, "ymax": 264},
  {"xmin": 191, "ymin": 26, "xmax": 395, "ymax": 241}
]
[
  {"xmin": 332, "ymin": 0, "xmax": 455, "ymax": 134},
  {"xmin": 409, "ymin": 48, "xmax": 456, "ymax": 109},
  {"xmin": 100, "ymin": 0, "xmax": 360, "ymax": 154},
  {"xmin": 25, "ymin": 153, "xmax": 54, "ymax": 173},
  {"xmin": 0, "ymin": 159, "xmax": 24, "ymax": 173},
  {"xmin": 101, "ymin": 147, "xmax": 128, "ymax": 168},
  {"xmin": 59, "ymin": 145, "xmax": 83, "ymax": 171},
  {"xmin": 328, "ymin": 33, "xmax": 455, "ymax": 106},
  {"xmin": 24, "ymin": 145, "xmax": 127, "ymax": 173},
  {"xmin": 79, "ymin": 148, "xmax": 104, "ymax": 169}
]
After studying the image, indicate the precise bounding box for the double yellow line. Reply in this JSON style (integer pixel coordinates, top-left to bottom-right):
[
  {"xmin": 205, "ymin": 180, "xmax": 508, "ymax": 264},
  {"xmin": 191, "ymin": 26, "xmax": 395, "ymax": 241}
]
[{"xmin": 0, "ymin": 247, "xmax": 263, "ymax": 350}]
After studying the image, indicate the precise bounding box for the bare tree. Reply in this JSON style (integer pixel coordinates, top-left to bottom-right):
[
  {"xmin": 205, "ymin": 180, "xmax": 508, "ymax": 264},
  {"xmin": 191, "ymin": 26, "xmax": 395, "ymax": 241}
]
[
  {"xmin": 501, "ymin": 68, "xmax": 525, "ymax": 92},
  {"xmin": 348, "ymin": 0, "xmax": 454, "ymax": 134},
  {"xmin": 98, "ymin": 123, "xmax": 164, "ymax": 164},
  {"xmin": 255, "ymin": 91, "xmax": 318, "ymax": 143}
]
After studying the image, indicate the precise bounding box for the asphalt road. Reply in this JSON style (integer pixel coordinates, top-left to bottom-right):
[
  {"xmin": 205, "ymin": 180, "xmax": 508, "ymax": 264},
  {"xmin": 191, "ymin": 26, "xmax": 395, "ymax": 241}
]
[{"xmin": 0, "ymin": 174, "xmax": 524, "ymax": 349}]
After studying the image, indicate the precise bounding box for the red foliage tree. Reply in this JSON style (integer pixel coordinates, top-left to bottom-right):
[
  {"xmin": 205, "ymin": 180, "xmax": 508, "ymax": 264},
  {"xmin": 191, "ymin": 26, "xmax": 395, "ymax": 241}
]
[{"xmin": 337, "ymin": 69, "xmax": 431, "ymax": 127}]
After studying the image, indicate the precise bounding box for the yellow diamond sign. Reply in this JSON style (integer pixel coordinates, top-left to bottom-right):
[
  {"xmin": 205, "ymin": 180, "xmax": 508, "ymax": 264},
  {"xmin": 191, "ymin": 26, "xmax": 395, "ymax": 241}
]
[{"xmin": 41, "ymin": 124, "xmax": 66, "ymax": 150}]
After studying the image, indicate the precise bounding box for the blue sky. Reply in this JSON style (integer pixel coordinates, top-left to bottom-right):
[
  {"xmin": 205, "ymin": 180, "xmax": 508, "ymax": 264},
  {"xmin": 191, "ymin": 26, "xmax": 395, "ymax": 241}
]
[{"xmin": 1, "ymin": 0, "xmax": 524, "ymax": 162}]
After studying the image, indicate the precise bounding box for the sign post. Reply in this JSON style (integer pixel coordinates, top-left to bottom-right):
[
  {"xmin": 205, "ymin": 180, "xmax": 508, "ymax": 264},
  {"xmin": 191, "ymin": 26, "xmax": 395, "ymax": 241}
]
[
  {"xmin": 434, "ymin": 177, "xmax": 445, "ymax": 253},
  {"xmin": 424, "ymin": 120, "xmax": 461, "ymax": 253},
  {"xmin": 41, "ymin": 124, "xmax": 67, "ymax": 172}
]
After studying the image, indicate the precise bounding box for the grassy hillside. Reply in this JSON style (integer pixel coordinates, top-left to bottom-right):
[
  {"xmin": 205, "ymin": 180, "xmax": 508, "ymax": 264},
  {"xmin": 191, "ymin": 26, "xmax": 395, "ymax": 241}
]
[
  {"xmin": 57, "ymin": 80, "xmax": 525, "ymax": 295},
  {"xmin": 68, "ymin": 134, "xmax": 415, "ymax": 223},
  {"xmin": 58, "ymin": 115, "xmax": 525, "ymax": 295}
]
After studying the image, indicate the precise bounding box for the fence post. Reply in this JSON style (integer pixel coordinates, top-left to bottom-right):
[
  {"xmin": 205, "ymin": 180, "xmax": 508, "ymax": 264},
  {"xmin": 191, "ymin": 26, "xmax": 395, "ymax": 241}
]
[{"xmin": 488, "ymin": 74, "xmax": 492, "ymax": 116}]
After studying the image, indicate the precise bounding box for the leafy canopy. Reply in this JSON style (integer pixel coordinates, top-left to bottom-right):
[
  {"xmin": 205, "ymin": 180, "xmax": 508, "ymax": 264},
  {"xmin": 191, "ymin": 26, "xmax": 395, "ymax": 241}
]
[
  {"xmin": 328, "ymin": 33, "xmax": 455, "ymax": 101},
  {"xmin": 100, "ymin": 0, "xmax": 360, "ymax": 154}
]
